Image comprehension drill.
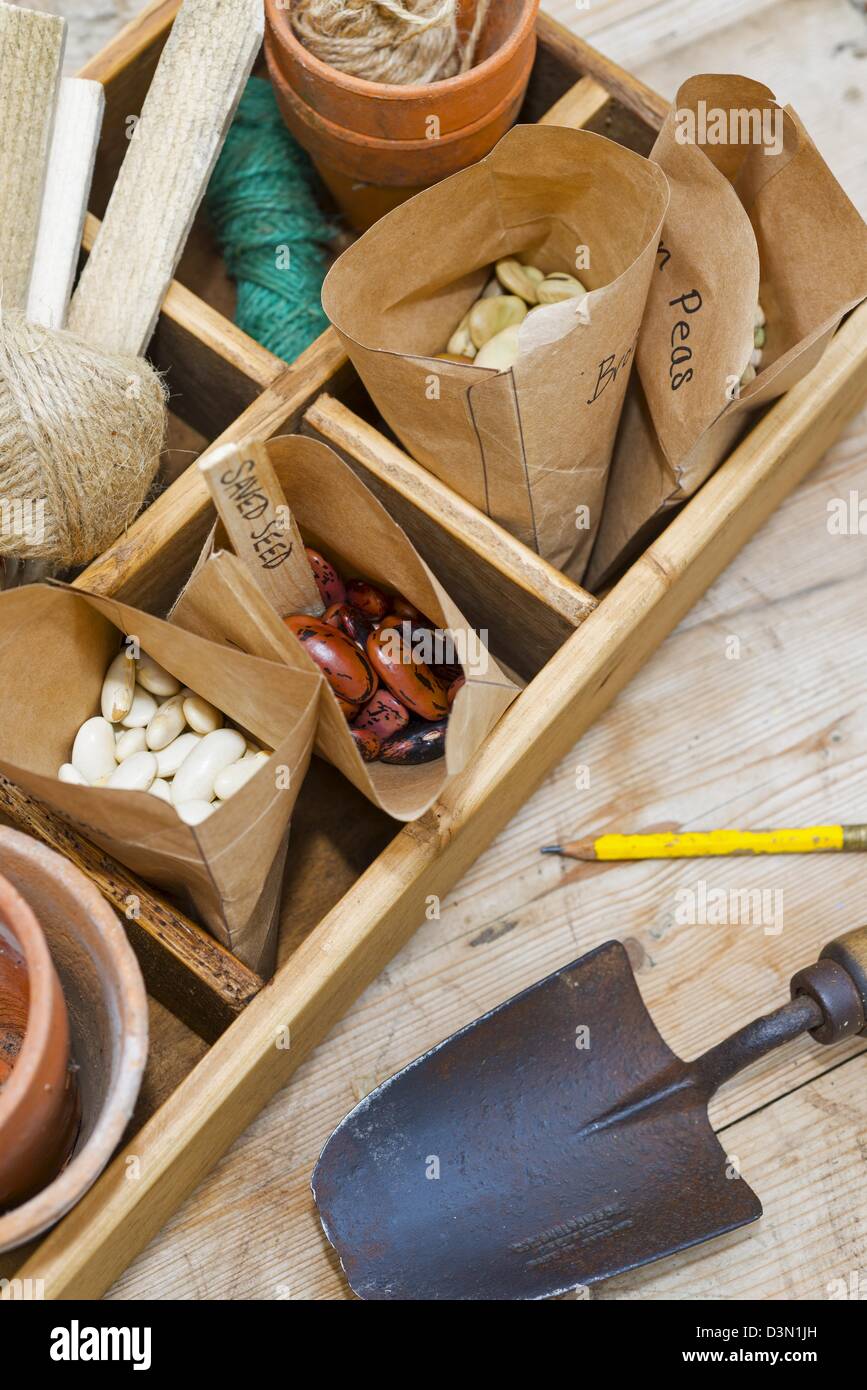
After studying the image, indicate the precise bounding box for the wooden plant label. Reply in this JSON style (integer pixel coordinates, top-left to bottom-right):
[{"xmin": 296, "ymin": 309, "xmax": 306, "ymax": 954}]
[{"xmin": 199, "ymin": 440, "xmax": 324, "ymax": 619}]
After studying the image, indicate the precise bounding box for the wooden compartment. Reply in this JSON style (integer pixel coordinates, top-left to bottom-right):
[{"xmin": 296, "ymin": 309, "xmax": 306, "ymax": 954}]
[{"xmin": 3, "ymin": 0, "xmax": 867, "ymax": 1298}]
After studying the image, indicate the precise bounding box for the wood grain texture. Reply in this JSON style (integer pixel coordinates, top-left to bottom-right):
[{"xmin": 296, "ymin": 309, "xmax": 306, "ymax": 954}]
[
  {"xmin": 0, "ymin": 775, "xmax": 262, "ymax": 1042},
  {"xmin": 26, "ymin": 77, "xmax": 105, "ymax": 330},
  {"xmin": 16, "ymin": 0, "xmax": 867, "ymax": 1303},
  {"xmin": 0, "ymin": 1, "xmax": 65, "ymax": 308},
  {"xmin": 200, "ymin": 440, "xmax": 323, "ymax": 618},
  {"xmin": 544, "ymin": 0, "xmax": 783, "ymax": 72},
  {"xmin": 535, "ymin": 9, "xmax": 668, "ymax": 130},
  {"xmin": 68, "ymin": 0, "xmax": 262, "ymax": 356},
  {"xmin": 105, "ymin": 350, "xmax": 867, "ymax": 1303},
  {"xmin": 539, "ymin": 73, "xmax": 610, "ymax": 128},
  {"xmin": 16, "ymin": 297, "xmax": 867, "ymax": 1299}
]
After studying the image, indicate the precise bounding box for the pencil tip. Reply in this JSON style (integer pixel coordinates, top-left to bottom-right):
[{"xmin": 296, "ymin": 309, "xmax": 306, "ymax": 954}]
[{"xmin": 540, "ymin": 845, "xmax": 563, "ymax": 856}]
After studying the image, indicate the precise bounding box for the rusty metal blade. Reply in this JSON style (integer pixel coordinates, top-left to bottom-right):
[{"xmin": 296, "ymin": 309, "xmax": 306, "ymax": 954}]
[{"xmin": 312, "ymin": 941, "xmax": 762, "ymax": 1300}]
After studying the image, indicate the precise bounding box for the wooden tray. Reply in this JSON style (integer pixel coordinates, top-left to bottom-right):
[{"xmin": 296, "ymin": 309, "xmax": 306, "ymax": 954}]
[{"xmin": 4, "ymin": 0, "xmax": 867, "ymax": 1299}]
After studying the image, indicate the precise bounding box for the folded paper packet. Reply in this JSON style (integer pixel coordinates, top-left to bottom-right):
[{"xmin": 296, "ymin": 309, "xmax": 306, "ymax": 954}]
[
  {"xmin": 321, "ymin": 124, "xmax": 669, "ymax": 582},
  {"xmin": 587, "ymin": 74, "xmax": 867, "ymax": 587},
  {"xmin": 0, "ymin": 584, "xmax": 321, "ymax": 972},
  {"xmin": 171, "ymin": 436, "xmax": 519, "ymax": 822}
]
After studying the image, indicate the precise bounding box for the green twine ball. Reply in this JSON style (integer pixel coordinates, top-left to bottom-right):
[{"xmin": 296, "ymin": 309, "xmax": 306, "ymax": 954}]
[{"xmin": 206, "ymin": 77, "xmax": 333, "ymax": 362}]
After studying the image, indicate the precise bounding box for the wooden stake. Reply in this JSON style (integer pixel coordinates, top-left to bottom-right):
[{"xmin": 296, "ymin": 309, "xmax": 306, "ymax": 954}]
[
  {"xmin": 26, "ymin": 77, "xmax": 105, "ymax": 331},
  {"xmin": 200, "ymin": 440, "xmax": 324, "ymax": 618},
  {"xmin": 0, "ymin": 2, "xmax": 65, "ymax": 309},
  {"xmin": 67, "ymin": 0, "xmax": 262, "ymax": 357}
]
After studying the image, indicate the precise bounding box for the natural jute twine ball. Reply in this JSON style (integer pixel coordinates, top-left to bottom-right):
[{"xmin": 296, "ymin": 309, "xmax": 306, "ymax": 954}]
[
  {"xmin": 0, "ymin": 308, "xmax": 166, "ymax": 568},
  {"xmin": 289, "ymin": 0, "xmax": 492, "ymax": 85}
]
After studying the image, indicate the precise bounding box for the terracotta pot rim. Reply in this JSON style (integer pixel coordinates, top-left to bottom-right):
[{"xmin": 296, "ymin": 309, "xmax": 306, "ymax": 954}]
[
  {"xmin": 271, "ymin": 37, "xmax": 535, "ymax": 155},
  {"xmin": 0, "ymin": 872, "xmax": 61, "ymax": 1144},
  {"xmin": 265, "ymin": 0, "xmax": 539, "ymax": 103},
  {"xmin": 0, "ymin": 830, "xmax": 148, "ymax": 1252}
]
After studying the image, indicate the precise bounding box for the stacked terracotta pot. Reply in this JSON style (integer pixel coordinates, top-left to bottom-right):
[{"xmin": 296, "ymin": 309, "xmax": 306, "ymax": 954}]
[
  {"xmin": 0, "ymin": 830, "xmax": 147, "ymax": 1252},
  {"xmin": 264, "ymin": 0, "xmax": 540, "ymax": 228}
]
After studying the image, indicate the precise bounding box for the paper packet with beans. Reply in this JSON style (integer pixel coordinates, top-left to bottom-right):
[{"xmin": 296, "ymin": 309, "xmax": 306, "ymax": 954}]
[
  {"xmin": 171, "ymin": 436, "xmax": 519, "ymax": 823},
  {"xmin": 0, "ymin": 584, "xmax": 321, "ymax": 972},
  {"xmin": 586, "ymin": 74, "xmax": 867, "ymax": 588},
  {"xmin": 320, "ymin": 124, "xmax": 669, "ymax": 583}
]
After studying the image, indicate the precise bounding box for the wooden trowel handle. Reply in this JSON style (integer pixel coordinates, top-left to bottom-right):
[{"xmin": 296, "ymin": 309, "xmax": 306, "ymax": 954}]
[{"xmin": 790, "ymin": 926, "xmax": 867, "ymax": 1046}]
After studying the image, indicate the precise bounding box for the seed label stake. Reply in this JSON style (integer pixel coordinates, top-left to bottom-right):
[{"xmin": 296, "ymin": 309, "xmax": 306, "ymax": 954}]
[{"xmin": 200, "ymin": 440, "xmax": 324, "ymax": 618}]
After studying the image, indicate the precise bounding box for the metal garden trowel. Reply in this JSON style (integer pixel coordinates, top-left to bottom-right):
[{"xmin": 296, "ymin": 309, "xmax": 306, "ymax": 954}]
[{"xmin": 312, "ymin": 927, "xmax": 867, "ymax": 1300}]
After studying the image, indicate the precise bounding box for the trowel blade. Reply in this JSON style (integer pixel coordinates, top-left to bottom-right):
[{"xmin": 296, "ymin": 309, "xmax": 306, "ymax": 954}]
[{"xmin": 312, "ymin": 941, "xmax": 762, "ymax": 1300}]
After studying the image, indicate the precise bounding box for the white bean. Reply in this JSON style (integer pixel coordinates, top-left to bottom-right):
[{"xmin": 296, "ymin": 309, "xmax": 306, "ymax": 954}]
[
  {"xmin": 101, "ymin": 651, "xmax": 136, "ymax": 723},
  {"xmin": 121, "ymin": 685, "xmax": 158, "ymax": 729},
  {"xmin": 155, "ymin": 731, "xmax": 202, "ymax": 779},
  {"xmin": 72, "ymin": 717, "xmax": 117, "ymax": 783},
  {"xmin": 149, "ymin": 778, "xmax": 173, "ymax": 803},
  {"xmin": 58, "ymin": 763, "xmax": 88, "ymax": 786},
  {"xmin": 146, "ymin": 694, "xmax": 186, "ymax": 751},
  {"xmin": 214, "ymin": 751, "xmax": 269, "ymax": 801},
  {"xmin": 176, "ymin": 799, "xmax": 215, "ymax": 826},
  {"xmin": 136, "ymin": 652, "xmax": 181, "ymax": 698},
  {"xmin": 105, "ymin": 750, "xmax": 157, "ymax": 791},
  {"xmin": 115, "ymin": 727, "xmax": 147, "ymax": 762},
  {"xmin": 171, "ymin": 729, "xmax": 246, "ymax": 805},
  {"xmin": 183, "ymin": 693, "xmax": 223, "ymax": 735}
]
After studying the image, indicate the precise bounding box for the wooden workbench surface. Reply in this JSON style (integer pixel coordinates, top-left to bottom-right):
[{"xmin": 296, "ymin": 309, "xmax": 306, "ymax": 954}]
[{"xmin": 94, "ymin": 0, "xmax": 866, "ymax": 1300}]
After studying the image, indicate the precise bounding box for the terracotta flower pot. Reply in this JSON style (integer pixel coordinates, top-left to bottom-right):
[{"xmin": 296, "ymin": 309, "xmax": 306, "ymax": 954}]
[
  {"xmin": 264, "ymin": 0, "xmax": 540, "ymax": 229},
  {"xmin": 0, "ymin": 871, "xmax": 79, "ymax": 1211},
  {"xmin": 0, "ymin": 829, "xmax": 148, "ymax": 1253}
]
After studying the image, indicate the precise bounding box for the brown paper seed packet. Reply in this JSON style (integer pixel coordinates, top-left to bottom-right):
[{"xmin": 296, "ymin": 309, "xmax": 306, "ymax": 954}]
[
  {"xmin": 171, "ymin": 436, "xmax": 519, "ymax": 822},
  {"xmin": 0, "ymin": 585, "xmax": 321, "ymax": 972},
  {"xmin": 321, "ymin": 123, "xmax": 669, "ymax": 582},
  {"xmin": 587, "ymin": 74, "xmax": 867, "ymax": 587}
]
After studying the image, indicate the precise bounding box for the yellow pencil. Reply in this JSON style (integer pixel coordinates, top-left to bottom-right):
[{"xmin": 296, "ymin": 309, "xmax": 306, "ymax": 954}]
[{"xmin": 541, "ymin": 825, "xmax": 867, "ymax": 861}]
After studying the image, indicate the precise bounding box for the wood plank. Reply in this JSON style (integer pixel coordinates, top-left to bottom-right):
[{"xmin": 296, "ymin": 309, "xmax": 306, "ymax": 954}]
[
  {"xmin": 26, "ymin": 77, "xmax": 104, "ymax": 330},
  {"xmin": 539, "ymin": 73, "xmax": 610, "ymax": 128},
  {"xmin": 535, "ymin": 9, "xmax": 668, "ymax": 130},
  {"xmin": 69, "ymin": 0, "xmax": 261, "ymax": 357},
  {"xmin": 0, "ymin": 776, "xmax": 262, "ymax": 1043},
  {"xmin": 76, "ymin": 0, "xmax": 179, "ymax": 89},
  {"xmin": 0, "ymin": 1, "xmax": 65, "ymax": 308},
  {"xmin": 596, "ymin": 1056, "xmax": 867, "ymax": 1300},
  {"xmin": 16, "ymin": 301, "xmax": 867, "ymax": 1299},
  {"xmin": 544, "ymin": 0, "xmax": 784, "ymax": 72},
  {"xmin": 105, "ymin": 391, "xmax": 867, "ymax": 1300}
]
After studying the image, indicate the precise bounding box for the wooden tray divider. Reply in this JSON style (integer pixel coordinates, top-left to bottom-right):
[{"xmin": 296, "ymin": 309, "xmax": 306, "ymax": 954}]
[{"xmin": 17, "ymin": 297, "xmax": 867, "ymax": 1298}]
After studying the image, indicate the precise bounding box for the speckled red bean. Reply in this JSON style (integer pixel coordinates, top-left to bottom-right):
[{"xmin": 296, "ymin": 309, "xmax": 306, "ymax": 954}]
[
  {"xmin": 391, "ymin": 594, "xmax": 426, "ymax": 625},
  {"xmin": 324, "ymin": 602, "xmax": 374, "ymax": 649},
  {"xmin": 380, "ymin": 719, "xmax": 447, "ymax": 765},
  {"xmin": 285, "ymin": 615, "xmax": 377, "ymax": 706},
  {"xmin": 350, "ymin": 728, "xmax": 381, "ymax": 763},
  {"xmin": 366, "ymin": 625, "xmax": 449, "ymax": 721},
  {"xmin": 346, "ymin": 579, "xmax": 390, "ymax": 621},
  {"xmin": 306, "ymin": 548, "xmax": 346, "ymax": 607},
  {"xmin": 353, "ymin": 690, "xmax": 410, "ymax": 741}
]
